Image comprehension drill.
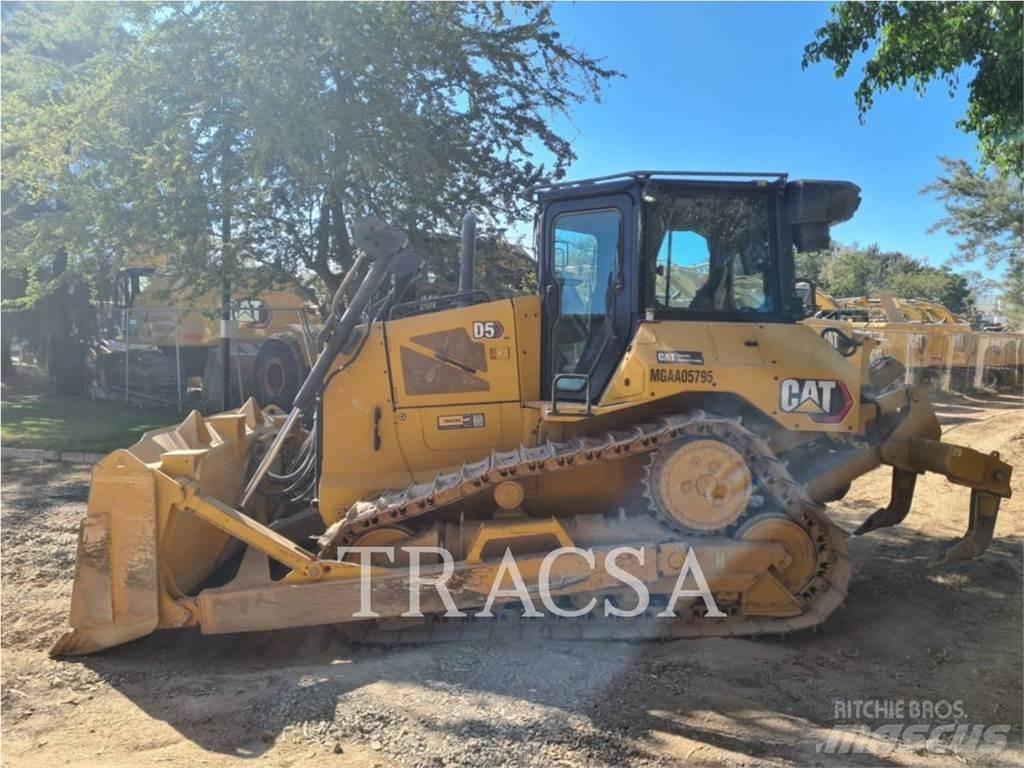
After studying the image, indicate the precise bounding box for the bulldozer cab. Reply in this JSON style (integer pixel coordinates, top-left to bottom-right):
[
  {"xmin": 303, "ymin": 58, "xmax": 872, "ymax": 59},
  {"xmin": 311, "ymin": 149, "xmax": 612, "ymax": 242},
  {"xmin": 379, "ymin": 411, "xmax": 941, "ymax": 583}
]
[{"xmin": 535, "ymin": 172, "xmax": 860, "ymax": 402}]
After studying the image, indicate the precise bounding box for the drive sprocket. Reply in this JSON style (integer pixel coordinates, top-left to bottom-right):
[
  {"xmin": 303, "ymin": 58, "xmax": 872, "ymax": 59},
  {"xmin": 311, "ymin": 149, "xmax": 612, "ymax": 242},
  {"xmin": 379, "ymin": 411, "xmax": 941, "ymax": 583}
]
[{"xmin": 644, "ymin": 437, "xmax": 753, "ymax": 532}]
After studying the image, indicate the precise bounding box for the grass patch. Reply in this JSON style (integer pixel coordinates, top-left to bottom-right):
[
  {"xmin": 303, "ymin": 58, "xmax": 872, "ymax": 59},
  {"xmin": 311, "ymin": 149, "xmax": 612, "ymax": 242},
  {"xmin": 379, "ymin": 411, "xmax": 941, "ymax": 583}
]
[{"xmin": 1, "ymin": 395, "xmax": 182, "ymax": 453}]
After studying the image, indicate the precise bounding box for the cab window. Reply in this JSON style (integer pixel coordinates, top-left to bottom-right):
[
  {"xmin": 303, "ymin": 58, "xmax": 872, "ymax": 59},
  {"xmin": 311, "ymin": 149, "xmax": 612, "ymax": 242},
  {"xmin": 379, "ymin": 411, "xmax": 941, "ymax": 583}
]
[
  {"xmin": 551, "ymin": 209, "xmax": 621, "ymax": 383},
  {"xmin": 644, "ymin": 191, "xmax": 774, "ymax": 314},
  {"xmin": 233, "ymin": 298, "xmax": 270, "ymax": 328}
]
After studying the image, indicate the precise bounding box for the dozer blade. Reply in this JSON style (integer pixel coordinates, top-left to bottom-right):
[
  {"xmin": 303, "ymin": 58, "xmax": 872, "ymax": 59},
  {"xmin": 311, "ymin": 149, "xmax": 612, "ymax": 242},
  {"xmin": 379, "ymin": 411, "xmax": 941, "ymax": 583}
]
[
  {"xmin": 52, "ymin": 220, "xmax": 422, "ymax": 656},
  {"xmin": 51, "ymin": 401, "xmax": 284, "ymax": 656},
  {"xmin": 50, "ymin": 451, "xmax": 161, "ymax": 656}
]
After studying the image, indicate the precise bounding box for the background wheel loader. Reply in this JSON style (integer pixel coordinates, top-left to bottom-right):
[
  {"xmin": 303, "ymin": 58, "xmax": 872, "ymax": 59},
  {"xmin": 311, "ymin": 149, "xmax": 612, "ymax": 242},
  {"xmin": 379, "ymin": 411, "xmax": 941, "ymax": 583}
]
[
  {"xmin": 52, "ymin": 171, "xmax": 1013, "ymax": 656},
  {"xmin": 95, "ymin": 259, "xmax": 318, "ymax": 409}
]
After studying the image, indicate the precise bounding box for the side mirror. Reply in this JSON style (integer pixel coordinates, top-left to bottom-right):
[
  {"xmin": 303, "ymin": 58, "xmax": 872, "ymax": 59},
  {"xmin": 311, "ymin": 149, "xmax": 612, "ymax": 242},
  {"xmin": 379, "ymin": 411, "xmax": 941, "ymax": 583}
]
[{"xmin": 795, "ymin": 278, "xmax": 817, "ymax": 318}]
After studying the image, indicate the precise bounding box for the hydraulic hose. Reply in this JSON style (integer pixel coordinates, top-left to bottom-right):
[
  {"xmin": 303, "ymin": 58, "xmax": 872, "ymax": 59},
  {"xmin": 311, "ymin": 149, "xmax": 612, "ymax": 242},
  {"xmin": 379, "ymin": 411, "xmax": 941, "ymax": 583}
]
[{"xmin": 240, "ymin": 218, "xmax": 410, "ymax": 508}]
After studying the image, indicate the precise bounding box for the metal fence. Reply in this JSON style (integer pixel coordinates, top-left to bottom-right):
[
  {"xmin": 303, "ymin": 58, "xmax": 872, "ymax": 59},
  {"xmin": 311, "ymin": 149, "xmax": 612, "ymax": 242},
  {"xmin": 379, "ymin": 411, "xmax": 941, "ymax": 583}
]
[{"xmin": 874, "ymin": 328, "xmax": 1024, "ymax": 393}]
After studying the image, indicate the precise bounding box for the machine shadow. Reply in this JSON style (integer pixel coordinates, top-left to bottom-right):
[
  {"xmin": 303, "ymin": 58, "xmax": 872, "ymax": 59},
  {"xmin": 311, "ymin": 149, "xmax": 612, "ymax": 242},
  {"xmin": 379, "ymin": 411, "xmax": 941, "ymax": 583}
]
[{"xmin": 68, "ymin": 528, "xmax": 1022, "ymax": 764}]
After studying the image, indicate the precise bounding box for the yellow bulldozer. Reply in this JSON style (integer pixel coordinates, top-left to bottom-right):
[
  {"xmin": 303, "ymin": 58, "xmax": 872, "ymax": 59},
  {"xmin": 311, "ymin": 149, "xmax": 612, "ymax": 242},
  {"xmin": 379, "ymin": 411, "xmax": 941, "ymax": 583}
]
[{"xmin": 53, "ymin": 171, "xmax": 1013, "ymax": 656}]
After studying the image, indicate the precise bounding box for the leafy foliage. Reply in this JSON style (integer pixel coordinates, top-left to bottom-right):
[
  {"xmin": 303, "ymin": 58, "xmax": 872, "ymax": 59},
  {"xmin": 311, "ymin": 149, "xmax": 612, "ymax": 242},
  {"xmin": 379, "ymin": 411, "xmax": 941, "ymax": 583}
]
[
  {"xmin": 803, "ymin": 2, "xmax": 1023, "ymax": 175},
  {"xmin": 1003, "ymin": 257, "xmax": 1024, "ymax": 330},
  {"xmin": 923, "ymin": 156, "xmax": 1024, "ymax": 326},
  {"xmin": 2, "ymin": 2, "xmax": 616, "ymax": 313},
  {"xmin": 405, "ymin": 230, "xmax": 538, "ymax": 301},
  {"xmin": 796, "ymin": 243, "xmax": 976, "ymax": 315},
  {"xmin": 923, "ymin": 157, "xmax": 1022, "ymax": 268}
]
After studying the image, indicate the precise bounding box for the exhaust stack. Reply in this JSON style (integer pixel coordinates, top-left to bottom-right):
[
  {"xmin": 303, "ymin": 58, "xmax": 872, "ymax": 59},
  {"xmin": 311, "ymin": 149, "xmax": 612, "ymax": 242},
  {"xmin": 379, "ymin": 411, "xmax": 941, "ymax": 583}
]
[{"xmin": 458, "ymin": 210, "xmax": 477, "ymax": 301}]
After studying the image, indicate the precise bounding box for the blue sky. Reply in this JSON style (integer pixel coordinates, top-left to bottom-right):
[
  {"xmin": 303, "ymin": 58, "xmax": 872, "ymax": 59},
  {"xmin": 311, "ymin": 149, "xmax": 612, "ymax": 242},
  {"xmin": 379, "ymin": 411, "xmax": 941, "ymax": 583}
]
[{"xmin": 516, "ymin": 2, "xmax": 980, "ymax": 269}]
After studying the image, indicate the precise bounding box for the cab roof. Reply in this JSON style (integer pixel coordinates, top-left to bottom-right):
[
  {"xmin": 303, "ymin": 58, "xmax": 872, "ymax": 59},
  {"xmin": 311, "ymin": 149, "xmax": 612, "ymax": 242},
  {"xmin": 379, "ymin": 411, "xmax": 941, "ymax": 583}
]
[{"xmin": 529, "ymin": 170, "xmax": 789, "ymax": 202}]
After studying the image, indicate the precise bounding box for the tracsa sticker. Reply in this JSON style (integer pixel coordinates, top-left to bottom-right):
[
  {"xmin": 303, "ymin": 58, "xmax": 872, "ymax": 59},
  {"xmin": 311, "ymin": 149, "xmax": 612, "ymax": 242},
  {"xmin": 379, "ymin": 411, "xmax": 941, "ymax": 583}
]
[
  {"xmin": 437, "ymin": 413, "xmax": 486, "ymax": 430},
  {"xmin": 472, "ymin": 321, "xmax": 505, "ymax": 340},
  {"xmin": 779, "ymin": 378, "xmax": 853, "ymax": 423},
  {"xmin": 656, "ymin": 350, "xmax": 704, "ymax": 365}
]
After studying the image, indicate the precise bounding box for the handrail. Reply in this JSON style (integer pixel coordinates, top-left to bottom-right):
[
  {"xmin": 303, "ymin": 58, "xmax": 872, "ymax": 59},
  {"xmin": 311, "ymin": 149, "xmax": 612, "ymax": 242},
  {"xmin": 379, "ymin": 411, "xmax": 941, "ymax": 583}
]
[
  {"xmin": 551, "ymin": 373, "xmax": 592, "ymax": 415},
  {"xmin": 529, "ymin": 170, "xmax": 789, "ymax": 196}
]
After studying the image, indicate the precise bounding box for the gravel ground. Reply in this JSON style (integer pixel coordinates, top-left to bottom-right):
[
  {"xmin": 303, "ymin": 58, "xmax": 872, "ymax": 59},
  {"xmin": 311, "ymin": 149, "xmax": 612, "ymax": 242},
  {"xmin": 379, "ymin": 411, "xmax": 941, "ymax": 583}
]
[{"xmin": 2, "ymin": 392, "xmax": 1022, "ymax": 767}]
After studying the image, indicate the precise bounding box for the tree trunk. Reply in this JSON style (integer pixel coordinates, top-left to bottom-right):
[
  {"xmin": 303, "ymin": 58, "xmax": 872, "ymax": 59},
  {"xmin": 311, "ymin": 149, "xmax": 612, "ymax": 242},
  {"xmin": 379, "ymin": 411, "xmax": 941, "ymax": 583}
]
[
  {"xmin": 1, "ymin": 325, "xmax": 15, "ymax": 382},
  {"xmin": 47, "ymin": 248, "xmax": 87, "ymax": 396},
  {"xmin": 314, "ymin": 197, "xmax": 340, "ymax": 295}
]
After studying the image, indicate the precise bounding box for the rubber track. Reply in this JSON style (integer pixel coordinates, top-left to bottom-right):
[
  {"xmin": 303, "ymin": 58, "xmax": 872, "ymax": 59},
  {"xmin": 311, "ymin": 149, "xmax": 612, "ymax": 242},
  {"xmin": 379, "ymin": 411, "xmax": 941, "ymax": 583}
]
[{"xmin": 320, "ymin": 412, "xmax": 850, "ymax": 643}]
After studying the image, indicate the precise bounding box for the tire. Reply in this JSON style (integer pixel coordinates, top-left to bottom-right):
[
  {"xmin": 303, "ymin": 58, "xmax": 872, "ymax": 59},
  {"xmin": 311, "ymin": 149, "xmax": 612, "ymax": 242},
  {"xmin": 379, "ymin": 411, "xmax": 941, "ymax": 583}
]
[{"xmin": 253, "ymin": 337, "xmax": 302, "ymax": 409}]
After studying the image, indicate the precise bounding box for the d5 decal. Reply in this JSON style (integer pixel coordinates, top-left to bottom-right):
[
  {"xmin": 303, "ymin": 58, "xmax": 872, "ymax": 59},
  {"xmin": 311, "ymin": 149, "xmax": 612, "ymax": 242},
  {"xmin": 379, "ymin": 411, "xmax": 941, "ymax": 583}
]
[{"xmin": 471, "ymin": 321, "xmax": 505, "ymax": 340}]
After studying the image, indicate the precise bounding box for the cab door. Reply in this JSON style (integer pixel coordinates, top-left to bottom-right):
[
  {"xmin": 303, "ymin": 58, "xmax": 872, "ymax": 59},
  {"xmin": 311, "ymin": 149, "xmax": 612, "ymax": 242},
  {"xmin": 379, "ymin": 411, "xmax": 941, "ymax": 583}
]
[{"xmin": 540, "ymin": 194, "xmax": 636, "ymax": 402}]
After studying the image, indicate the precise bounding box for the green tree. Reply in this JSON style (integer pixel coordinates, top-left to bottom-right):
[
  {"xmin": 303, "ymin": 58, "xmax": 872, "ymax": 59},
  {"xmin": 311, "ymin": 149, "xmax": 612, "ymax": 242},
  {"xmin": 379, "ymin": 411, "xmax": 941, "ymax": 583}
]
[
  {"xmin": 229, "ymin": 2, "xmax": 616, "ymax": 293},
  {"xmin": 3, "ymin": 2, "xmax": 613, "ymax": 397},
  {"xmin": 887, "ymin": 269, "xmax": 973, "ymax": 316},
  {"xmin": 1, "ymin": 266, "xmax": 28, "ymax": 381},
  {"xmin": 1, "ymin": 3, "xmax": 126, "ymax": 392},
  {"xmin": 809, "ymin": 242, "xmax": 978, "ymax": 315},
  {"xmin": 406, "ymin": 230, "xmax": 537, "ymax": 302},
  {"xmin": 793, "ymin": 249, "xmax": 830, "ymax": 285},
  {"xmin": 923, "ymin": 157, "xmax": 1023, "ymax": 267},
  {"xmin": 803, "ymin": 2, "xmax": 1023, "ymax": 175},
  {"xmin": 821, "ymin": 245, "xmax": 880, "ymax": 298},
  {"xmin": 1002, "ymin": 258, "xmax": 1024, "ymax": 330},
  {"xmin": 923, "ymin": 156, "xmax": 1023, "ymax": 326},
  {"xmin": 3, "ymin": 2, "xmax": 616, "ymax": 311}
]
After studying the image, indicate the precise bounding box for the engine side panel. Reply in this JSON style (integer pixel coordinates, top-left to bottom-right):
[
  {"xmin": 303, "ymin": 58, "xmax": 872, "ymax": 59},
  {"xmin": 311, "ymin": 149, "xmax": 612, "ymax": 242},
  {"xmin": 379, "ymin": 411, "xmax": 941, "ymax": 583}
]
[
  {"xmin": 384, "ymin": 298, "xmax": 529, "ymax": 482},
  {"xmin": 319, "ymin": 323, "xmax": 412, "ymax": 524},
  {"xmin": 319, "ymin": 297, "xmax": 542, "ymax": 523},
  {"xmin": 601, "ymin": 320, "xmax": 863, "ymax": 433}
]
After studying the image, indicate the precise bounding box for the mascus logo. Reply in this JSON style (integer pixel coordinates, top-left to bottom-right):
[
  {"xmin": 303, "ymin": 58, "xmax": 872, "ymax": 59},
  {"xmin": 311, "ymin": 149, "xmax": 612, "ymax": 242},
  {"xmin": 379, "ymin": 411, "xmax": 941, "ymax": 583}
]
[{"xmin": 779, "ymin": 378, "xmax": 852, "ymax": 423}]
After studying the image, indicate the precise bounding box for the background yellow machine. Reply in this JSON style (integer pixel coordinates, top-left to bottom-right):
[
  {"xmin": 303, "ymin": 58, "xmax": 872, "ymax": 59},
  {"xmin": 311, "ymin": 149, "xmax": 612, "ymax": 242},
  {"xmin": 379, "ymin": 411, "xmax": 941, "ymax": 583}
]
[
  {"xmin": 53, "ymin": 172, "xmax": 1013, "ymax": 655},
  {"xmin": 809, "ymin": 289, "xmax": 1023, "ymax": 390},
  {"xmin": 96, "ymin": 260, "xmax": 318, "ymax": 407}
]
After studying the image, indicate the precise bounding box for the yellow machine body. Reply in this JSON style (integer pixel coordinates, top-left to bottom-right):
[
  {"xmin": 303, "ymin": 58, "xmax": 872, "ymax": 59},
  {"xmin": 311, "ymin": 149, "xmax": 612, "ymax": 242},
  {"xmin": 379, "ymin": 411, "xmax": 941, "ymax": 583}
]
[
  {"xmin": 99, "ymin": 261, "xmax": 320, "ymax": 407},
  {"xmin": 55, "ymin": 293, "xmax": 1012, "ymax": 656},
  {"xmin": 53, "ymin": 177, "xmax": 1016, "ymax": 656},
  {"xmin": 127, "ymin": 275, "xmax": 314, "ymax": 349},
  {"xmin": 319, "ymin": 296, "xmax": 870, "ymax": 525},
  {"xmin": 809, "ymin": 289, "xmax": 1023, "ymax": 388}
]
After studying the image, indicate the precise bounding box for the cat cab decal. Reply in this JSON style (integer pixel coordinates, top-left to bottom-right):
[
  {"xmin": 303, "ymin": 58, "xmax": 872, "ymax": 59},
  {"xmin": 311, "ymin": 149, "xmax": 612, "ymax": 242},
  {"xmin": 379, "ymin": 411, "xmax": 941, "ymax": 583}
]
[{"xmin": 779, "ymin": 378, "xmax": 853, "ymax": 424}]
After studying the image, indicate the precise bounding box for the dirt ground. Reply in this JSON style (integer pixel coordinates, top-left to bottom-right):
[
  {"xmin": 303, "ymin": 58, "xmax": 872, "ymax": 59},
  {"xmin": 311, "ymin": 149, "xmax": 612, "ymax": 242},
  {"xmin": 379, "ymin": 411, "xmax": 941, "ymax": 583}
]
[{"xmin": 2, "ymin": 391, "xmax": 1022, "ymax": 767}]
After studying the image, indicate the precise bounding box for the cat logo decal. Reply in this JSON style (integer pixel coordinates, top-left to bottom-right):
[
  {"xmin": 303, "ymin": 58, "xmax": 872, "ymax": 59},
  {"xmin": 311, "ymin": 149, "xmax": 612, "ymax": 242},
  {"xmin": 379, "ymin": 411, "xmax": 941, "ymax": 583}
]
[{"xmin": 779, "ymin": 378, "xmax": 852, "ymax": 423}]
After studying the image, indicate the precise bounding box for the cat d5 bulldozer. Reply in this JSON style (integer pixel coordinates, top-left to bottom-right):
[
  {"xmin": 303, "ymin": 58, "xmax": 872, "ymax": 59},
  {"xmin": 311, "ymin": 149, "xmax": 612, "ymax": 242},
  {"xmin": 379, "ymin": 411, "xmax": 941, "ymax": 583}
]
[{"xmin": 52, "ymin": 171, "xmax": 1012, "ymax": 656}]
